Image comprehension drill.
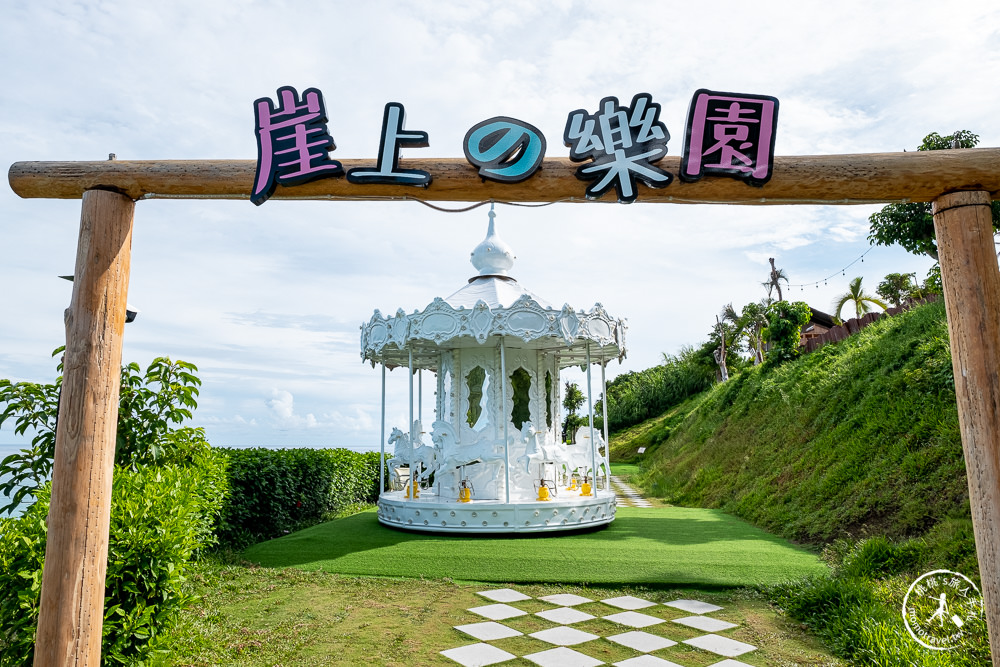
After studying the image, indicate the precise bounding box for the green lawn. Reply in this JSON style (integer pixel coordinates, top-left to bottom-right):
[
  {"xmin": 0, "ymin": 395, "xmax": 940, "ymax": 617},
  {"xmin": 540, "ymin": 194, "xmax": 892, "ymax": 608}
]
[{"xmin": 244, "ymin": 507, "xmax": 826, "ymax": 587}]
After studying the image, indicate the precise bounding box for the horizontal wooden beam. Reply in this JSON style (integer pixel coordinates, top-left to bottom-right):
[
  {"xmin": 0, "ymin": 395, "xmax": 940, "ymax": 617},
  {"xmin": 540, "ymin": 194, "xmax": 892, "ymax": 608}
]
[{"xmin": 9, "ymin": 148, "xmax": 1000, "ymax": 204}]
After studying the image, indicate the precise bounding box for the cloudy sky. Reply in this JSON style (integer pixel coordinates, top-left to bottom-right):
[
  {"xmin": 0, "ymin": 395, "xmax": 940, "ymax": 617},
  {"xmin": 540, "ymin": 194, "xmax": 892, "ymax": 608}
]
[{"xmin": 2, "ymin": 1, "xmax": 998, "ymax": 450}]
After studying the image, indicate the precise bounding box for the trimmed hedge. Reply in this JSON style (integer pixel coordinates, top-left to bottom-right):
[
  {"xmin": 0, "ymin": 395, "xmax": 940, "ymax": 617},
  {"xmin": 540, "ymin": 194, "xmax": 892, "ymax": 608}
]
[
  {"xmin": 216, "ymin": 448, "xmax": 384, "ymax": 549},
  {"xmin": 0, "ymin": 449, "xmax": 228, "ymax": 665}
]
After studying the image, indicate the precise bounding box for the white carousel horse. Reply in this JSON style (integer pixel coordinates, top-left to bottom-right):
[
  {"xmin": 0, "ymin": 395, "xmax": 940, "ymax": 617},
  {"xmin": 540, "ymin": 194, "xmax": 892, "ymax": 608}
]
[
  {"xmin": 432, "ymin": 420, "xmax": 504, "ymax": 472},
  {"xmin": 388, "ymin": 421, "xmax": 438, "ymax": 486},
  {"xmin": 515, "ymin": 421, "xmax": 567, "ymax": 473},
  {"xmin": 567, "ymin": 426, "xmax": 608, "ymax": 480}
]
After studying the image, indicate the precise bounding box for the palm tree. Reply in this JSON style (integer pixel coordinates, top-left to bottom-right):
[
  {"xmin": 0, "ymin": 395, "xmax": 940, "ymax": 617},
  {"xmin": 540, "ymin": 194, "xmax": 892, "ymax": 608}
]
[
  {"xmin": 833, "ymin": 276, "xmax": 888, "ymax": 322},
  {"xmin": 741, "ymin": 300, "xmax": 770, "ymax": 365},
  {"xmin": 762, "ymin": 258, "xmax": 788, "ymax": 301}
]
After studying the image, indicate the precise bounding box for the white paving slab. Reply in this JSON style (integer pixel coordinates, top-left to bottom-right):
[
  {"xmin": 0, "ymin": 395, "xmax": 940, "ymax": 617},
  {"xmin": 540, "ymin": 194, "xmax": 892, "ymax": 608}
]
[
  {"xmin": 535, "ymin": 607, "xmax": 596, "ymax": 624},
  {"xmin": 706, "ymin": 661, "xmax": 755, "ymax": 667},
  {"xmin": 671, "ymin": 615, "xmax": 738, "ymax": 632},
  {"xmin": 605, "ymin": 630, "xmax": 678, "ymax": 652},
  {"xmin": 454, "ymin": 621, "xmax": 523, "ymax": 641},
  {"xmin": 601, "ymin": 595, "xmax": 657, "ymax": 610},
  {"xmin": 603, "ymin": 611, "xmax": 666, "ymax": 628},
  {"xmin": 529, "ymin": 626, "xmax": 601, "ymax": 646},
  {"xmin": 468, "ymin": 603, "xmax": 528, "ymax": 621},
  {"xmin": 524, "ymin": 646, "xmax": 605, "ymax": 667},
  {"xmin": 613, "ymin": 656, "xmax": 685, "ymax": 667},
  {"xmin": 683, "ymin": 634, "xmax": 757, "ymax": 657},
  {"xmin": 440, "ymin": 642, "xmax": 517, "ymax": 666},
  {"xmin": 539, "ymin": 593, "xmax": 593, "ymax": 606},
  {"xmin": 663, "ymin": 599, "xmax": 723, "ymax": 614},
  {"xmin": 477, "ymin": 588, "xmax": 532, "ymax": 603}
]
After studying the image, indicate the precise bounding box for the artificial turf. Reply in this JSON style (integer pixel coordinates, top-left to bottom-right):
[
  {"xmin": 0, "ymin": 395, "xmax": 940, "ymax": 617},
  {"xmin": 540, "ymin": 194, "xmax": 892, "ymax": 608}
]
[{"xmin": 244, "ymin": 506, "xmax": 827, "ymax": 588}]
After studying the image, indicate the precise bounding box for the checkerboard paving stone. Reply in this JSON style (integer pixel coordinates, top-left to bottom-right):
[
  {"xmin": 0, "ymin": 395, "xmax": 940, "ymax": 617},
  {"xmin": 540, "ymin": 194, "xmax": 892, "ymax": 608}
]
[
  {"xmin": 468, "ymin": 603, "xmax": 528, "ymax": 620},
  {"xmin": 603, "ymin": 610, "xmax": 666, "ymax": 628},
  {"xmin": 477, "ymin": 587, "xmax": 532, "ymax": 603},
  {"xmin": 539, "ymin": 593, "xmax": 593, "ymax": 606},
  {"xmin": 524, "ymin": 646, "xmax": 605, "ymax": 667},
  {"xmin": 440, "ymin": 642, "xmax": 517, "ymax": 666},
  {"xmin": 671, "ymin": 615, "xmax": 738, "ymax": 632},
  {"xmin": 664, "ymin": 599, "xmax": 723, "ymax": 614},
  {"xmin": 454, "ymin": 621, "xmax": 524, "ymax": 641},
  {"xmin": 535, "ymin": 606, "xmax": 596, "ymax": 624},
  {"xmin": 606, "ymin": 630, "xmax": 678, "ymax": 652},
  {"xmin": 445, "ymin": 587, "xmax": 759, "ymax": 665},
  {"xmin": 683, "ymin": 634, "xmax": 757, "ymax": 657},
  {"xmin": 601, "ymin": 595, "xmax": 657, "ymax": 610},
  {"xmin": 613, "ymin": 656, "xmax": 686, "ymax": 667},
  {"xmin": 529, "ymin": 625, "xmax": 601, "ymax": 646}
]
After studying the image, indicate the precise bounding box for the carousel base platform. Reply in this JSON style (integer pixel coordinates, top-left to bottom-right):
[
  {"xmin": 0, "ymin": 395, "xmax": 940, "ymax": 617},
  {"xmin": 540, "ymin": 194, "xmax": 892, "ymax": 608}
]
[{"xmin": 376, "ymin": 489, "xmax": 616, "ymax": 533}]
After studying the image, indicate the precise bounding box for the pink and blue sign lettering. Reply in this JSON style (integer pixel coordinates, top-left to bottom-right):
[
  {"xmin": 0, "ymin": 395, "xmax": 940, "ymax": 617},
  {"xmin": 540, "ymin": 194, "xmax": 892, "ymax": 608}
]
[
  {"xmin": 346, "ymin": 102, "xmax": 431, "ymax": 186},
  {"xmin": 680, "ymin": 90, "xmax": 779, "ymax": 187},
  {"xmin": 252, "ymin": 86, "xmax": 344, "ymax": 206},
  {"xmin": 463, "ymin": 117, "xmax": 546, "ymax": 183},
  {"xmin": 563, "ymin": 93, "xmax": 673, "ymax": 204}
]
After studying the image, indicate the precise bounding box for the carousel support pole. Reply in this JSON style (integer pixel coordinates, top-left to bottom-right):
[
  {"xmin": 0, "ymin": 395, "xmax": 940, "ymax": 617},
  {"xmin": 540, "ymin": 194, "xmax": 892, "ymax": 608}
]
[
  {"xmin": 933, "ymin": 190, "xmax": 1000, "ymax": 664},
  {"xmin": 418, "ymin": 369, "xmax": 423, "ymax": 424},
  {"xmin": 601, "ymin": 356, "xmax": 610, "ymax": 490},
  {"xmin": 34, "ymin": 189, "xmax": 135, "ymax": 667},
  {"xmin": 379, "ymin": 362, "xmax": 386, "ymax": 494},
  {"xmin": 586, "ymin": 344, "xmax": 597, "ymax": 491},
  {"xmin": 408, "ymin": 349, "xmax": 415, "ymax": 494},
  {"xmin": 500, "ymin": 338, "xmax": 510, "ymax": 504},
  {"xmin": 554, "ymin": 355, "xmax": 562, "ymax": 443}
]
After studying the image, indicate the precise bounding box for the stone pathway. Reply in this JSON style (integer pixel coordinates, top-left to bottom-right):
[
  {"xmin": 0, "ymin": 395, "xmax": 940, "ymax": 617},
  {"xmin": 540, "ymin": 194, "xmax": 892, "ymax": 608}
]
[
  {"xmin": 610, "ymin": 476, "xmax": 652, "ymax": 508},
  {"xmin": 442, "ymin": 587, "xmax": 757, "ymax": 666}
]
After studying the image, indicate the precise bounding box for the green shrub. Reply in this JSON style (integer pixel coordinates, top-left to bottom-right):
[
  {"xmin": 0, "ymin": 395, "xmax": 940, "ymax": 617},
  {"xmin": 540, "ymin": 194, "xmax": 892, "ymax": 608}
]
[
  {"xmin": 838, "ymin": 536, "xmax": 926, "ymax": 579},
  {"xmin": 216, "ymin": 447, "xmax": 384, "ymax": 549},
  {"xmin": 0, "ymin": 450, "xmax": 228, "ymax": 666},
  {"xmin": 765, "ymin": 567, "xmax": 991, "ymax": 665}
]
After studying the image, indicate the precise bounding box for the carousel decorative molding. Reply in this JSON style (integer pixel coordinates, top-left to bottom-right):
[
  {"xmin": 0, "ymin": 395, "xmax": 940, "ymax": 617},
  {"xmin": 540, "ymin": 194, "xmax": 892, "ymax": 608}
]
[{"xmin": 365, "ymin": 204, "xmax": 627, "ymax": 533}]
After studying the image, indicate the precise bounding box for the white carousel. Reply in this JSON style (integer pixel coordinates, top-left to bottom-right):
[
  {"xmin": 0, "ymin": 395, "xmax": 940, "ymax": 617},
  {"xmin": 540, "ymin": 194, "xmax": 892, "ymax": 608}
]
[{"xmin": 362, "ymin": 207, "xmax": 627, "ymax": 533}]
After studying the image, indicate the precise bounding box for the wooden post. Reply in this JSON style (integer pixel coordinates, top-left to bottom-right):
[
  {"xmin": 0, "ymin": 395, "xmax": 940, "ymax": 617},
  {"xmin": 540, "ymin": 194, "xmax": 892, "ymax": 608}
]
[
  {"xmin": 933, "ymin": 190, "xmax": 1000, "ymax": 665},
  {"xmin": 34, "ymin": 189, "xmax": 134, "ymax": 667}
]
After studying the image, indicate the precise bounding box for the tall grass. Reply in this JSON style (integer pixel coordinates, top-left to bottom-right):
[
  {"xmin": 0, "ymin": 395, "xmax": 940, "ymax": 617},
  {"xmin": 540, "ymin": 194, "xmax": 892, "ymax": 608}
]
[{"xmin": 629, "ymin": 301, "xmax": 970, "ymax": 551}]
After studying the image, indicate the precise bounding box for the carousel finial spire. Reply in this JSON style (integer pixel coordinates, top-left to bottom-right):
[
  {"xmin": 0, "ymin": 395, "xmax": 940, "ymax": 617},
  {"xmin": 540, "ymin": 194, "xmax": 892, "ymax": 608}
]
[{"xmin": 470, "ymin": 202, "xmax": 515, "ymax": 277}]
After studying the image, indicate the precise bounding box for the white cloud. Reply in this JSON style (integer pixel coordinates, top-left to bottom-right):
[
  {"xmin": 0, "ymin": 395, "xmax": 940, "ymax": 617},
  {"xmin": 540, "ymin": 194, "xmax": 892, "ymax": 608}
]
[{"xmin": 0, "ymin": 0, "xmax": 991, "ymax": 449}]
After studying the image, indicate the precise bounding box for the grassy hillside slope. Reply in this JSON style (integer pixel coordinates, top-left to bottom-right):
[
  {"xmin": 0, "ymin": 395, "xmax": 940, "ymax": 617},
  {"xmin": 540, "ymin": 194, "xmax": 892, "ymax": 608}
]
[{"xmin": 617, "ymin": 300, "xmax": 977, "ymax": 574}]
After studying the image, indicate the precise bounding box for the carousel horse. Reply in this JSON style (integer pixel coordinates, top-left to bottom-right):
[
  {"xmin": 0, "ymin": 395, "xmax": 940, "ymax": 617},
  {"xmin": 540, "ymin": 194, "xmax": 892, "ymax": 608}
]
[
  {"xmin": 515, "ymin": 421, "xmax": 567, "ymax": 473},
  {"xmin": 432, "ymin": 420, "xmax": 504, "ymax": 473},
  {"xmin": 388, "ymin": 421, "xmax": 438, "ymax": 486}
]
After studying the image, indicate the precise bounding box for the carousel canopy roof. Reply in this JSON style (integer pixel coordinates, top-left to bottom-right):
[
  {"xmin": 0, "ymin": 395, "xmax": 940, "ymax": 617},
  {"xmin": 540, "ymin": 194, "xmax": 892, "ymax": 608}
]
[{"xmin": 360, "ymin": 208, "xmax": 627, "ymax": 371}]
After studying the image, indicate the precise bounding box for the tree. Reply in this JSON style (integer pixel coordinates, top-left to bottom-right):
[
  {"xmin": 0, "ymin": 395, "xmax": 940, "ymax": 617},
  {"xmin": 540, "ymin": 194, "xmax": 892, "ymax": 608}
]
[
  {"xmin": 562, "ymin": 381, "xmax": 585, "ymax": 443},
  {"xmin": 713, "ymin": 314, "xmax": 730, "ymax": 382},
  {"xmin": 924, "ymin": 263, "xmax": 943, "ymax": 294},
  {"xmin": 723, "ymin": 299, "xmax": 770, "ymax": 365},
  {"xmin": 868, "ymin": 130, "xmax": 1000, "ymax": 260},
  {"xmin": 0, "ymin": 350, "xmax": 205, "ymax": 514},
  {"xmin": 763, "ymin": 300, "xmax": 813, "ymax": 366},
  {"xmin": 762, "ymin": 257, "xmax": 788, "ymax": 301},
  {"xmin": 876, "ymin": 272, "xmax": 920, "ymax": 307},
  {"xmin": 833, "ymin": 276, "xmax": 888, "ymax": 322}
]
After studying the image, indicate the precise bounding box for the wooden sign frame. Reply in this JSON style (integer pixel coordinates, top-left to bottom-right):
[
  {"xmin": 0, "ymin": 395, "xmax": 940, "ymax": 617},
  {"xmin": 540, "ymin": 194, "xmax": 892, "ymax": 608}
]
[{"xmin": 8, "ymin": 151, "xmax": 1000, "ymax": 666}]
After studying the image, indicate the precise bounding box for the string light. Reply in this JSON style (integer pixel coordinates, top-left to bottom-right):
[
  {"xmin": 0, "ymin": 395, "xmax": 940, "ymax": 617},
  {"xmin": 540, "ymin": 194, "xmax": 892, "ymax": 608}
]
[{"xmin": 786, "ymin": 246, "xmax": 878, "ymax": 290}]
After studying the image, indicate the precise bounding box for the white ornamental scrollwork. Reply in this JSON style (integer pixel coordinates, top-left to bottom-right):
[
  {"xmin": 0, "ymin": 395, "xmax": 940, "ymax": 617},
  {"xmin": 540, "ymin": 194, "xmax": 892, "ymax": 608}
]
[{"xmin": 361, "ymin": 294, "xmax": 627, "ymax": 360}]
